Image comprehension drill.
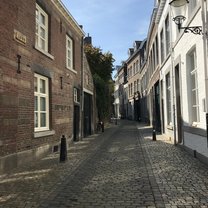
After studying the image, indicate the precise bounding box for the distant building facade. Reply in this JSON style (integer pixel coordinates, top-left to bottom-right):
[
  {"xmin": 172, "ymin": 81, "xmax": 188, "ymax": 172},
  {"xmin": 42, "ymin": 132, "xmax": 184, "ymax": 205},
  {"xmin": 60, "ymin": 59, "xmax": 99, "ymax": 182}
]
[{"xmin": 114, "ymin": 0, "xmax": 208, "ymax": 160}]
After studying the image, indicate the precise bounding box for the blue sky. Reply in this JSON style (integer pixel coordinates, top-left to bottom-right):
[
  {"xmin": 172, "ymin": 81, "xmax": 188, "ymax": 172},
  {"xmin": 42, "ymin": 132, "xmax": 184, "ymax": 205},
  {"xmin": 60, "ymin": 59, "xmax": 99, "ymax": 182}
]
[{"xmin": 61, "ymin": 0, "xmax": 155, "ymax": 67}]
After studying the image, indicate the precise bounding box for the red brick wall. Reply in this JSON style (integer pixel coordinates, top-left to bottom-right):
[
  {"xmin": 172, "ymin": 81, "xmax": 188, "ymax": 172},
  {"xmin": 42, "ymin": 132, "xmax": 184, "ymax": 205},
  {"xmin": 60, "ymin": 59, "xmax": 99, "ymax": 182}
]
[{"xmin": 0, "ymin": 0, "xmax": 83, "ymax": 157}]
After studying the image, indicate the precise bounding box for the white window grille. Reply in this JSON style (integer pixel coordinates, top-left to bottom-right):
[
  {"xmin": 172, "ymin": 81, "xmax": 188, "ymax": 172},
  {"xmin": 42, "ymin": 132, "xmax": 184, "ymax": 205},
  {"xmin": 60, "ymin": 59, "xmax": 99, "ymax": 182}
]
[
  {"xmin": 66, "ymin": 35, "xmax": 73, "ymax": 70},
  {"xmin": 35, "ymin": 4, "xmax": 48, "ymax": 52},
  {"xmin": 166, "ymin": 72, "xmax": 172, "ymax": 125},
  {"xmin": 34, "ymin": 74, "xmax": 49, "ymax": 132},
  {"xmin": 187, "ymin": 49, "xmax": 200, "ymax": 124}
]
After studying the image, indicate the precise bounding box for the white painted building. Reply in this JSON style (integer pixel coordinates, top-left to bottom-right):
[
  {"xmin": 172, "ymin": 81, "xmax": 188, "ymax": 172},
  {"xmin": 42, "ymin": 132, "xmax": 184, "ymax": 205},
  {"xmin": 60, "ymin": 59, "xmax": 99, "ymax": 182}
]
[
  {"xmin": 115, "ymin": 0, "xmax": 208, "ymax": 160},
  {"xmin": 172, "ymin": 0, "xmax": 207, "ymax": 156},
  {"xmin": 156, "ymin": 0, "xmax": 208, "ymax": 158}
]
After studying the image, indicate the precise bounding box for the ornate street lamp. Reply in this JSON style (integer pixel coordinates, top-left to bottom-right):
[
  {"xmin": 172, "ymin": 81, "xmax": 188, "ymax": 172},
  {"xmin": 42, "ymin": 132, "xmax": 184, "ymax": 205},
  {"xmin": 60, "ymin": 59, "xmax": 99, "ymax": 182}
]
[{"xmin": 169, "ymin": 0, "xmax": 202, "ymax": 35}]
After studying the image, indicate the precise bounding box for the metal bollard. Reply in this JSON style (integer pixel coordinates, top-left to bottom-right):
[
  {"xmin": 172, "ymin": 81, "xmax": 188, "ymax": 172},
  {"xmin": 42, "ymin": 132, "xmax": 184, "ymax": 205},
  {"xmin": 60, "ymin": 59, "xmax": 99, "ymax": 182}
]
[
  {"xmin": 152, "ymin": 129, "xmax": 156, "ymax": 141},
  {"xmin": 60, "ymin": 135, "xmax": 67, "ymax": 162}
]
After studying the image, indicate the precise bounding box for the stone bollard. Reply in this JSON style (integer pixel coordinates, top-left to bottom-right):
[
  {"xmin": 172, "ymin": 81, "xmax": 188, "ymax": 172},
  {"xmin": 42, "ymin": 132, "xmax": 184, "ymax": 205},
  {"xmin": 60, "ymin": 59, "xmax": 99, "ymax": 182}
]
[
  {"xmin": 152, "ymin": 129, "xmax": 156, "ymax": 141},
  {"xmin": 60, "ymin": 135, "xmax": 67, "ymax": 162}
]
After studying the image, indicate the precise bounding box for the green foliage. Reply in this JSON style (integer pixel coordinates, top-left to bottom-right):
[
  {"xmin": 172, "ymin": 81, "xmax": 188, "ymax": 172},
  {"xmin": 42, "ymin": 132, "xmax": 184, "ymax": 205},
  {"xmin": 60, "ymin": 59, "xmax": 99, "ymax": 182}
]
[{"xmin": 84, "ymin": 44, "xmax": 115, "ymax": 120}]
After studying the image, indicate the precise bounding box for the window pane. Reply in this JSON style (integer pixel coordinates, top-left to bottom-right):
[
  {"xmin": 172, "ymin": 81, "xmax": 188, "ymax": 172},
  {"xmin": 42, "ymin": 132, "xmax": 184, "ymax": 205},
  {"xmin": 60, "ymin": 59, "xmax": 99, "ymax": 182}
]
[
  {"xmin": 40, "ymin": 97, "xmax": 46, "ymax": 111},
  {"xmin": 41, "ymin": 113, "xmax": 46, "ymax": 127},
  {"xmin": 192, "ymin": 90, "xmax": 196, "ymax": 106},
  {"xmin": 40, "ymin": 39, "xmax": 45, "ymax": 50},
  {"xmin": 68, "ymin": 40, "xmax": 71, "ymax": 47},
  {"xmin": 40, "ymin": 27, "xmax": 45, "ymax": 38},
  {"xmin": 36, "ymin": 9, "xmax": 39, "ymax": 20},
  {"xmin": 34, "ymin": 77, "xmax": 38, "ymax": 92},
  {"xmin": 40, "ymin": 79, "xmax": 46, "ymax": 93},
  {"xmin": 40, "ymin": 13, "xmax": 45, "ymax": 25},
  {"xmin": 35, "ymin": 96, "xmax": 38, "ymax": 111},
  {"xmin": 192, "ymin": 106, "xmax": 197, "ymax": 122},
  {"xmin": 36, "ymin": 23, "xmax": 38, "ymax": 34},
  {"xmin": 67, "ymin": 59, "xmax": 71, "ymax": 68},
  {"xmin": 190, "ymin": 53, "xmax": 195, "ymax": 71},
  {"xmin": 68, "ymin": 50, "xmax": 71, "ymax": 59},
  {"xmin": 35, "ymin": 112, "xmax": 38, "ymax": 128},
  {"xmin": 191, "ymin": 74, "xmax": 196, "ymax": 89}
]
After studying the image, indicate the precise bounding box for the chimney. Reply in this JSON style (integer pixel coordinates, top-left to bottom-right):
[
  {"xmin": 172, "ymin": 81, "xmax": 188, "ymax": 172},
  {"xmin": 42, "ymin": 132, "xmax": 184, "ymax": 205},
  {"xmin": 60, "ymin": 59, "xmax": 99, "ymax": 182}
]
[{"xmin": 84, "ymin": 33, "xmax": 92, "ymax": 45}]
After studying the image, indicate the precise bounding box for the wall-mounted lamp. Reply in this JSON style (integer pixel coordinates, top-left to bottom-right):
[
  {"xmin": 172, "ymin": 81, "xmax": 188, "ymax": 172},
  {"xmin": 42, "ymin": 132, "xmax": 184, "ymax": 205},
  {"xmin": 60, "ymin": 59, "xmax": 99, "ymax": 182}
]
[{"xmin": 169, "ymin": 0, "xmax": 202, "ymax": 35}]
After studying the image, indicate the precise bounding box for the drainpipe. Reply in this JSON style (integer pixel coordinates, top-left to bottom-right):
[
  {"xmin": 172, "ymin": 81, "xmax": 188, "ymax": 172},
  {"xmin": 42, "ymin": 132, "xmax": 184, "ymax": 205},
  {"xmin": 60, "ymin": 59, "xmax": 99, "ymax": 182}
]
[
  {"xmin": 170, "ymin": 8, "xmax": 177, "ymax": 145},
  {"xmin": 80, "ymin": 35, "xmax": 84, "ymax": 139},
  {"xmin": 201, "ymin": 0, "xmax": 208, "ymax": 147}
]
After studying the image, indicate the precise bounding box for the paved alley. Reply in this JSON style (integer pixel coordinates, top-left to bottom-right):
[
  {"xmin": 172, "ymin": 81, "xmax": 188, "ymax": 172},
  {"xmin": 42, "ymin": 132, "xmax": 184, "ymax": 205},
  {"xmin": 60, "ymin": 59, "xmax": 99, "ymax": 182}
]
[{"xmin": 1, "ymin": 121, "xmax": 208, "ymax": 208}]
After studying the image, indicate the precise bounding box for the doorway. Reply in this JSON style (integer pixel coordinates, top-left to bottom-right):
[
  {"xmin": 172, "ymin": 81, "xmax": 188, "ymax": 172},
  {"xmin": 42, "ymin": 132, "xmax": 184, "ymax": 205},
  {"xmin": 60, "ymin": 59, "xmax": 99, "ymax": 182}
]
[
  {"xmin": 154, "ymin": 81, "xmax": 161, "ymax": 132},
  {"xmin": 84, "ymin": 93, "xmax": 92, "ymax": 137},
  {"xmin": 73, "ymin": 105, "xmax": 80, "ymax": 141},
  {"xmin": 175, "ymin": 64, "xmax": 183, "ymax": 143}
]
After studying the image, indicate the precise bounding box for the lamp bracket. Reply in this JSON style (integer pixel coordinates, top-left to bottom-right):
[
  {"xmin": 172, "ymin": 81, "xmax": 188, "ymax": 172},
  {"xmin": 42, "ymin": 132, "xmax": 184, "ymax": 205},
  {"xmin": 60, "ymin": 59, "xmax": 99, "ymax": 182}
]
[{"xmin": 180, "ymin": 26, "xmax": 203, "ymax": 35}]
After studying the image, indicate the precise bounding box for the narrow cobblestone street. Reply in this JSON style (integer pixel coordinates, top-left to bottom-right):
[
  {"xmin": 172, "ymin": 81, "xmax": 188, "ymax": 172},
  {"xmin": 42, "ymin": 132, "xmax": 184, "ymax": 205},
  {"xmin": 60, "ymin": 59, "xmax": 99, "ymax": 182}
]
[{"xmin": 1, "ymin": 120, "xmax": 208, "ymax": 208}]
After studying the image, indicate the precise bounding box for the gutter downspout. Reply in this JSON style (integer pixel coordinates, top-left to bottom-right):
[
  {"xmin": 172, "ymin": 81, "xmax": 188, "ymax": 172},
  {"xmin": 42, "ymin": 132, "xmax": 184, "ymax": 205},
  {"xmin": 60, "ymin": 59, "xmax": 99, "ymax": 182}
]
[
  {"xmin": 201, "ymin": 0, "xmax": 208, "ymax": 147},
  {"xmin": 80, "ymin": 35, "xmax": 84, "ymax": 140},
  {"xmin": 169, "ymin": 6, "xmax": 177, "ymax": 145}
]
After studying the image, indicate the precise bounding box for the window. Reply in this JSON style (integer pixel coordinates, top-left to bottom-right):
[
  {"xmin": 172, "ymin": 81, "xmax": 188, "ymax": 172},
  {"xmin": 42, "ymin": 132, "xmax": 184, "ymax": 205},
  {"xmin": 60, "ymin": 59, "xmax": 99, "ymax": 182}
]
[
  {"xmin": 74, "ymin": 88, "xmax": 80, "ymax": 103},
  {"xmin": 34, "ymin": 74, "xmax": 49, "ymax": 132},
  {"xmin": 151, "ymin": 49, "xmax": 155, "ymax": 72},
  {"xmin": 128, "ymin": 84, "xmax": 130, "ymax": 96},
  {"xmin": 188, "ymin": 0, "xmax": 197, "ymax": 16},
  {"xmin": 85, "ymin": 74, "xmax": 89, "ymax": 85},
  {"xmin": 153, "ymin": 43, "xmax": 157, "ymax": 69},
  {"xmin": 160, "ymin": 29, "xmax": 164, "ymax": 64},
  {"xmin": 187, "ymin": 49, "xmax": 199, "ymax": 123},
  {"xmin": 35, "ymin": 4, "xmax": 48, "ymax": 52},
  {"xmin": 165, "ymin": 15, "xmax": 170, "ymax": 56},
  {"xmin": 66, "ymin": 35, "xmax": 74, "ymax": 70},
  {"xmin": 133, "ymin": 63, "xmax": 136, "ymax": 75},
  {"xmin": 155, "ymin": 36, "xmax": 159, "ymax": 66},
  {"xmin": 166, "ymin": 73, "xmax": 172, "ymax": 125},
  {"xmin": 136, "ymin": 60, "xmax": 139, "ymax": 73},
  {"xmin": 134, "ymin": 81, "xmax": 137, "ymax": 93},
  {"xmin": 137, "ymin": 79, "xmax": 140, "ymax": 91}
]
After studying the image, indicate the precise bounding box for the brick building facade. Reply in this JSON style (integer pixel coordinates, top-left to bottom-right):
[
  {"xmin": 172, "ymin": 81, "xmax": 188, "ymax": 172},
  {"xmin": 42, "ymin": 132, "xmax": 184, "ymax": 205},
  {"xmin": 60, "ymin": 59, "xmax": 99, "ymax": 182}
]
[{"xmin": 0, "ymin": 0, "xmax": 91, "ymax": 173}]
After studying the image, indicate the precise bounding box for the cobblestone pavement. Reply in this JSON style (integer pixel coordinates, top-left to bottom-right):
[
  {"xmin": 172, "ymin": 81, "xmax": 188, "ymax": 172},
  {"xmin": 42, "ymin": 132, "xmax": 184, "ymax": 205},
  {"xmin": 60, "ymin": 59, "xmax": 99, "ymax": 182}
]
[
  {"xmin": 1, "ymin": 120, "xmax": 208, "ymax": 208},
  {"xmin": 139, "ymin": 126, "xmax": 208, "ymax": 208}
]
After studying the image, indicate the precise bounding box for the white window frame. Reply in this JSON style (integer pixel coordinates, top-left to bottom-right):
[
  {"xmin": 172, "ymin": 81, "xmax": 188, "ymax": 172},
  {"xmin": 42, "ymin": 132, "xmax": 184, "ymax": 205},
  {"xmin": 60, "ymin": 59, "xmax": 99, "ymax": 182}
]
[
  {"xmin": 35, "ymin": 4, "xmax": 48, "ymax": 53},
  {"xmin": 66, "ymin": 35, "xmax": 75, "ymax": 72},
  {"xmin": 74, "ymin": 88, "xmax": 80, "ymax": 103},
  {"xmin": 34, "ymin": 74, "xmax": 49, "ymax": 132},
  {"xmin": 165, "ymin": 14, "xmax": 170, "ymax": 57},
  {"xmin": 160, "ymin": 29, "xmax": 164, "ymax": 64},
  {"xmin": 187, "ymin": 49, "xmax": 200, "ymax": 124},
  {"xmin": 166, "ymin": 72, "xmax": 172, "ymax": 126}
]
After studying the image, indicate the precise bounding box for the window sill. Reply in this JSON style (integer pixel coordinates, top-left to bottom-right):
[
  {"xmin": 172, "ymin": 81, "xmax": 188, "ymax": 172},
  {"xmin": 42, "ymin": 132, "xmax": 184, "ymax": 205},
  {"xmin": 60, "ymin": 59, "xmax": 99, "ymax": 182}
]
[
  {"xmin": 34, "ymin": 45, "xmax": 54, "ymax": 60},
  {"xmin": 34, "ymin": 130, "xmax": 55, "ymax": 138},
  {"xmin": 191, "ymin": 122, "xmax": 199, "ymax": 127},
  {"xmin": 66, "ymin": 66, "xmax": 77, "ymax": 74},
  {"xmin": 167, "ymin": 125, "xmax": 173, "ymax": 130}
]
